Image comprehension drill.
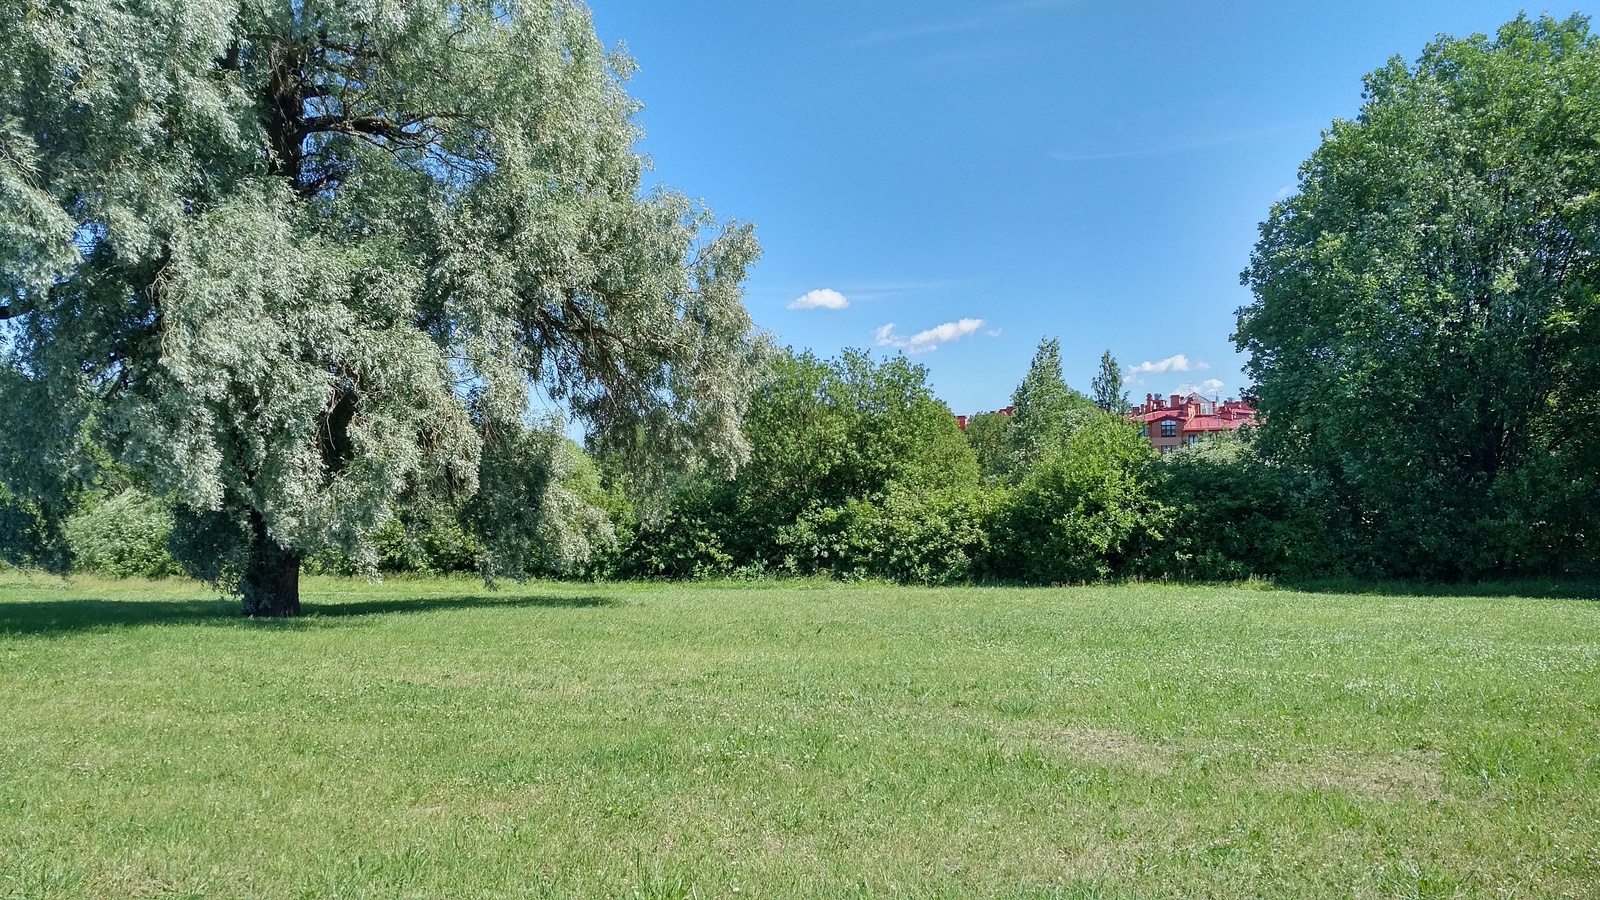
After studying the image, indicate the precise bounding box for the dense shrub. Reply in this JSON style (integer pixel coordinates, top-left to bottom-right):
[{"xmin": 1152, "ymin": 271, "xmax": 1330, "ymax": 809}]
[
  {"xmin": 0, "ymin": 485, "xmax": 63, "ymax": 571},
  {"xmin": 985, "ymin": 414, "xmax": 1163, "ymax": 583},
  {"xmin": 618, "ymin": 348, "xmax": 982, "ymax": 579},
  {"xmin": 367, "ymin": 519, "xmax": 482, "ymax": 575},
  {"xmin": 63, "ymin": 489, "xmax": 182, "ymax": 578},
  {"xmin": 777, "ymin": 486, "xmax": 999, "ymax": 585},
  {"xmin": 1130, "ymin": 432, "xmax": 1325, "ymax": 580},
  {"xmin": 727, "ymin": 348, "xmax": 979, "ymax": 563},
  {"xmin": 616, "ymin": 482, "xmax": 738, "ymax": 580}
]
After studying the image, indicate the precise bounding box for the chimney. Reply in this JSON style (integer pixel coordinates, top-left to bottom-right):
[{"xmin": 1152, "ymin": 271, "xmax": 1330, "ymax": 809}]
[{"xmin": 1170, "ymin": 394, "xmax": 1182, "ymax": 409}]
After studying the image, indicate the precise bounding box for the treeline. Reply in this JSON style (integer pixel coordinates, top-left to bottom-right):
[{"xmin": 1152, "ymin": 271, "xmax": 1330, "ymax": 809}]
[
  {"xmin": 10, "ymin": 323, "xmax": 1598, "ymax": 585},
  {"xmin": 0, "ymin": 340, "xmax": 1330, "ymax": 585},
  {"xmin": 7, "ymin": 16, "xmax": 1599, "ymax": 588}
]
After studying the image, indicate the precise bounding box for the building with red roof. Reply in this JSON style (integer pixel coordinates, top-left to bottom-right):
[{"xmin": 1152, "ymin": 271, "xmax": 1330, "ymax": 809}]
[
  {"xmin": 1127, "ymin": 393, "xmax": 1257, "ymax": 454},
  {"xmin": 955, "ymin": 406, "xmax": 1014, "ymax": 432}
]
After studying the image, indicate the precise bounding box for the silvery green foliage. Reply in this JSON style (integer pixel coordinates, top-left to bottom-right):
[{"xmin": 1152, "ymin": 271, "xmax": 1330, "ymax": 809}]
[
  {"xmin": 471, "ymin": 421, "xmax": 614, "ymax": 581},
  {"xmin": 0, "ymin": 1, "xmax": 761, "ymax": 581}
]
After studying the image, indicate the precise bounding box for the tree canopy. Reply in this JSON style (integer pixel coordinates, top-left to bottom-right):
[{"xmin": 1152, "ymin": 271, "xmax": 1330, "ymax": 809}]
[
  {"xmin": 1003, "ymin": 338, "xmax": 1098, "ymax": 480},
  {"xmin": 623, "ymin": 348, "xmax": 978, "ymax": 579},
  {"xmin": 0, "ymin": 0, "xmax": 762, "ymax": 613},
  {"xmin": 1091, "ymin": 350, "xmax": 1128, "ymax": 413},
  {"xmin": 1236, "ymin": 13, "xmax": 1600, "ymax": 577}
]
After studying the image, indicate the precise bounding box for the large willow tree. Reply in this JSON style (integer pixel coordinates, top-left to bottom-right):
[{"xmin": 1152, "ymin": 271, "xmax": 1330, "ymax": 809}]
[
  {"xmin": 0, "ymin": 1, "xmax": 761, "ymax": 614},
  {"xmin": 1237, "ymin": 15, "xmax": 1600, "ymax": 577}
]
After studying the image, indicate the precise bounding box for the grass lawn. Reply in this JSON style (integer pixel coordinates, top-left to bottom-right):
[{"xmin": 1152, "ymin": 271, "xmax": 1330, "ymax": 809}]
[{"xmin": 1, "ymin": 574, "xmax": 1597, "ymax": 899}]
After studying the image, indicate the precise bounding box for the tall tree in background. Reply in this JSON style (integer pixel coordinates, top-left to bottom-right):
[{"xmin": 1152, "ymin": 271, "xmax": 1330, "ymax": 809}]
[
  {"xmin": 1236, "ymin": 14, "xmax": 1600, "ymax": 576},
  {"xmin": 1005, "ymin": 338, "xmax": 1097, "ymax": 479},
  {"xmin": 1090, "ymin": 350, "xmax": 1128, "ymax": 413},
  {"xmin": 0, "ymin": 1, "xmax": 761, "ymax": 614}
]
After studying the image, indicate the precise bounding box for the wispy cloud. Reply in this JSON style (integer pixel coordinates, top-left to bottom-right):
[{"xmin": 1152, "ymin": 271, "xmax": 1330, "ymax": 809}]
[
  {"xmin": 845, "ymin": 0, "xmax": 1073, "ymax": 48},
  {"xmin": 841, "ymin": 279, "xmax": 967, "ymax": 302},
  {"xmin": 1178, "ymin": 378, "xmax": 1228, "ymax": 397},
  {"xmin": 1052, "ymin": 123, "xmax": 1310, "ymax": 164},
  {"xmin": 788, "ymin": 288, "xmax": 850, "ymax": 310},
  {"xmin": 875, "ymin": 318, "xmax": 987, "ymax": 354},
  {"xmin": 846, "ymin": 18, "xmax": 987, "ymax": 48},
  {"xmin": 1126, "ymin": 354, "xmax": 1210, "ymax": 377}
]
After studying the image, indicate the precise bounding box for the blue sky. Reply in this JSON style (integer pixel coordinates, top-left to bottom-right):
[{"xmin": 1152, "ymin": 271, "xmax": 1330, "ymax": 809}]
[{"xmin": 586, "ymin": 1, "xmax": 1581, "ymax": 416}]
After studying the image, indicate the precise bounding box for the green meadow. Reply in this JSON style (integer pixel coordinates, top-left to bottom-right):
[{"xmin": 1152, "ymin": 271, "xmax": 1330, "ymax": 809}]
[{"xmin": 1, "ymin": 574, "xmax": 1597, "ymax": 899}]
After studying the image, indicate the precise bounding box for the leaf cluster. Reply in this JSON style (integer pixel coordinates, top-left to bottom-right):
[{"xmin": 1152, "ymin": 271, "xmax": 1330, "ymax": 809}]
[{"xmin": 1237, "ymin": 13, "xmax": 1600, "ymax": 577}]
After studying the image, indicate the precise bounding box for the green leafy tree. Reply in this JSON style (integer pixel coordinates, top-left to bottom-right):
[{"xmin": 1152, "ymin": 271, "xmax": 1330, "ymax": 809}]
[
  {"xmin": 778, "ymin": 486, "xmax": 998, "ymax": 585},
  {"xmin": 1090, "ymin": 350, "xmax": 1128, "ymax": 413},
  {"xmin": 740, "ymin": 349, "xmax": 974, "ymax": 511},
  {"xmin": 1236, "ymin": 14, "xmax": 1600, "ymax": 577},
  {"xmin": 625, "ymin": 348, "xmax": 980, "ymax": 577},
  {"xmin": 0, "ymin": 1, "xmax": 760, "ymax": 614},
  {"xmin": 736, "ymin": 349, "xmax": 977, "ymax": 567},
  {"xmin": 961, "ymin": 411, "xmax": 1013, "ymax": 484},
  {"xmin": 1005, "ymin": 338, "xmax": 1097, "ymax": 480}
]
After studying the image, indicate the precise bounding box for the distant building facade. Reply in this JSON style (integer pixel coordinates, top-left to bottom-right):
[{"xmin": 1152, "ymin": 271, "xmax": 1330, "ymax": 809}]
[{"xmin": 1128, "ymin": 393, "xmax": 1257, "ymax": 453}]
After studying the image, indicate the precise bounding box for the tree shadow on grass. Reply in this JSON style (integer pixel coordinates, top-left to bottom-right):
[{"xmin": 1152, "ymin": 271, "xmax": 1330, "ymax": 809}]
[
  {"xmin": 1273, "ymin": 577, "xmax": 1600, "ymax": 602},
  {"xmin": 0, "ymin": 593, "xmax": 617, "ymax": 638}
]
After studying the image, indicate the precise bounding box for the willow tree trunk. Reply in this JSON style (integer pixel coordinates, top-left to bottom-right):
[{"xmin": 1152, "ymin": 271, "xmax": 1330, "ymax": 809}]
[{"xmin": 240, "ymin": 512, "xmax": 302, "ymax": 617}]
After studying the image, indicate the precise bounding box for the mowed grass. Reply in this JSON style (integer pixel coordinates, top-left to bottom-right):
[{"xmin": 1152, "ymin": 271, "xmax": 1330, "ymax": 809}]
[{"xmin": 1, "ymin": 575, "xmax": 1597, "ymax": 899}]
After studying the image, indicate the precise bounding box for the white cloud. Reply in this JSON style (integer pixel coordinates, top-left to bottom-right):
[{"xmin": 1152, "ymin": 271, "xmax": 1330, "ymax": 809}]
[
  {"xmin": 874, "ymin": 318, "xmax": 986, "ymax": 354},
  {"xmin": 788, "ymin": 288, "xmax": 850, "ymax": 310},
  {"xmin": 1125, "ymin": 354, "xmax": 1210, "ymax": 377},
  {"xmin": 1177, "ymin": 379, "xmax": 1228, "ymax": 397},
  {"xmin": 1275, "ymin": 184, "xmax": 1294, "ymax": 199}
]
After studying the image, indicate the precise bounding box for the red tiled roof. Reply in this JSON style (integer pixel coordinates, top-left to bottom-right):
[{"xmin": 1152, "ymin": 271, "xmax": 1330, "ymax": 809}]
[
  {"xmin": 1182, "ymin": 416, "xmax": 1253, "ymax": 433},
  {"xmin": 1133, "ymin": 410, "xmax": 1183, "ymax": 423}
]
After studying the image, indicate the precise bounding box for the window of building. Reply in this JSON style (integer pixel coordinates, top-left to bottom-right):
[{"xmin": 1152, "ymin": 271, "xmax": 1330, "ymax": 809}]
[
  {"xmin": 1160, "ymin": 421, "xmax": 1177, "ymax": 438},
  {"xmin": 1187, "ymin": 434, "xmax": 1199, "ymax": 445},
  {"xmin": 1139, "ymin": 424, "xmax": 1149, "ymax": 438}
]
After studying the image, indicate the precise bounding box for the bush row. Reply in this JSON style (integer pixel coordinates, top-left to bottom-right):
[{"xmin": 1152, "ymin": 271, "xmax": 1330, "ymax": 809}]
[{"xmin": 13, "ymin": 345, "xmax": 1342, "ymax": 586}]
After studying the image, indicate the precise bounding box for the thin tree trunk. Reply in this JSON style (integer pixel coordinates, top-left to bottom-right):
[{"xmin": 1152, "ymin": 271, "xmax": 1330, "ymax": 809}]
[{"xmin": 240, "ymin": 512, "xmax": 302, "ymax": 617}]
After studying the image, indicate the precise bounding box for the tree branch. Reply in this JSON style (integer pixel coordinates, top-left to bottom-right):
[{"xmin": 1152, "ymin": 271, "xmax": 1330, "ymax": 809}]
[
  {"xmin": 298, "ymin": 113, "xmax": 429, "ymax": 147},
  {"xmin": 317, "ymin": 37, "xmax": 378, "ymax": 59}
]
